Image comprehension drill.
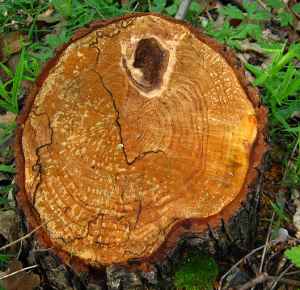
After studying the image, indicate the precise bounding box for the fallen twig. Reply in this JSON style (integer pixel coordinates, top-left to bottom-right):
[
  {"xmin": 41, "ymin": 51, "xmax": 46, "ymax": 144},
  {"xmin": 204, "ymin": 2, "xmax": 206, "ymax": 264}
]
[
  {"xmin": 0, "ymin": 225, "xmax": 43, "ymax": 252},
  {"xmin": 268, "ymin": 275, "xmax": 300, "ymax": 287},
  {"xmin": 238, "ymin": 272, "xmax": 269, "ymax": 290},
  {"xmin": 175, "ymin": 0, "xmax": 192, "ymax": 20},
  {"xmin": 237, "ymin": 272, "xmax": 300, "ymax": 290},
  {"xmin": 259, "ymin": 212, "xmax": 275, "ymax": 273},
  {"xmin": 218, "ymin": 244, "xmax": 266, "ymax": 290},
  {"xmin": 218, "ymin": 235, "xmax": 287, "ymax": 290},
  {"xmin": 284, "ymin": 270, "xmax": 300, "ymax": 276},
  {"xmin": 0, "ymin": 264, "xmax": 38, "ymax": 280},
  {"xmin": 270, "ymin": 264, "xmax": 294, "ymax": 290},
  {"xmin": 0, "ymin": 211, "xmax": 67, "ymax": 252},
  {"xmin": 248, "ymin": 213, "xmax": 274, "ymax": 290}
]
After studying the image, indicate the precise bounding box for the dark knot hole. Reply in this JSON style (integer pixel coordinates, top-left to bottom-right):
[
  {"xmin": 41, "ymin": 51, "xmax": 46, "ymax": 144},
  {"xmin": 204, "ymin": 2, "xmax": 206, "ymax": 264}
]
[{"xmin": 133, "ymin": 38, "xmax": 168, "ymax": 89}]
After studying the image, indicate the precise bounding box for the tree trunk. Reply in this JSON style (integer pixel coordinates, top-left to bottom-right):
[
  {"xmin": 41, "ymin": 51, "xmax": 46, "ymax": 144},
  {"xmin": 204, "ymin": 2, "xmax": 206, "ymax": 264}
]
[{"xmin": 15, "ymin": 13, "xmax": 267, "ymax": 289}]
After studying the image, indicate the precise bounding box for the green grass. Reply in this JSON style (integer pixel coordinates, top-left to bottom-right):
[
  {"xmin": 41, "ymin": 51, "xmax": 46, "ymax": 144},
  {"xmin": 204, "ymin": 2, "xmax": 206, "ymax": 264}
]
[{"xmin": 0, "ymin": 0, "xmax": 300, "ymax": 288}]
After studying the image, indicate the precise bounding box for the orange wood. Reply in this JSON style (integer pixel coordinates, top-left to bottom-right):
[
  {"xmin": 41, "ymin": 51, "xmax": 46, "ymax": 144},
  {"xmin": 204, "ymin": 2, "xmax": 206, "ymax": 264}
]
[{"xmin": 16, "ymin": 14, "xmax": 267, "ymax": 268}]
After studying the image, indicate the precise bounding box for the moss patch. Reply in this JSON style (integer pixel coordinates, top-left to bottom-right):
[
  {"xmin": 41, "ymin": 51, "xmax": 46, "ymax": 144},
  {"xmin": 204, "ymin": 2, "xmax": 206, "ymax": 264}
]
[{"xmin": 174, "ymin": 253, "xmax": 218, "ymax": 290}]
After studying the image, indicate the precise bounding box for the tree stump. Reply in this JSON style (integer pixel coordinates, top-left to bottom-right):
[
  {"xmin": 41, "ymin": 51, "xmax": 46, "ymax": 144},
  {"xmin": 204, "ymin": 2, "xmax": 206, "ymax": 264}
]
[{"xmin": 15, "ymin": 13, "xmax": 268, "ymax": 289}]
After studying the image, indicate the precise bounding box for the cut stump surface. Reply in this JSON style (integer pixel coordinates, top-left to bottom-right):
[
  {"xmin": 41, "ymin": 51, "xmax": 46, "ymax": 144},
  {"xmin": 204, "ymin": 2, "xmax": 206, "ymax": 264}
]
[{"xmin": 16, "ymin": 13, "xmax": 267, "ymax": 268}]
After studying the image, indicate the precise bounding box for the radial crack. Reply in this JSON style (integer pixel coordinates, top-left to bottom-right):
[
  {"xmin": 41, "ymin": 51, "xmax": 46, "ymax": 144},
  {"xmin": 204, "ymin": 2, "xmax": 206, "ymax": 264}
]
[
  {"xmin": 91, "ymin": 68, "xmax": 165, "ymax": 165},
  {"xmin": 31, "ymin": 110, "xmax": 54, "ymax": 205}
]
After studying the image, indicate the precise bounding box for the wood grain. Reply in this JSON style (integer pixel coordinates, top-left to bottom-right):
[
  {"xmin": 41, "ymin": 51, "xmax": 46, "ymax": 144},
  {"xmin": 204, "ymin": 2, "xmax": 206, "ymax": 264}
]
[{"xmin": 16, "ymin": 14, "xmax": 267, "ymax": 267}]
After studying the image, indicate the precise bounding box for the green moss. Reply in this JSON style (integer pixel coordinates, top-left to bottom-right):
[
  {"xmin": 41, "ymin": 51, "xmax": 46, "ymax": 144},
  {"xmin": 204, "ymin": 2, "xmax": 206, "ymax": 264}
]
[{"xmin": 174, "ymin": 253, "xmax": 218, "ymax": 290}]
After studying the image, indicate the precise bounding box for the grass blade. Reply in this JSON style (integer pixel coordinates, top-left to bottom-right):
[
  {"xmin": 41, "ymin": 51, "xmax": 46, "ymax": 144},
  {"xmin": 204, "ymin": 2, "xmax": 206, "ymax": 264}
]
[
  {"xmin": 11, "ymin": 49, "xmax": 25, "ymax": 113},
  {"xmin": 0, "ymin": 164, "xmax": 16, "ymax": 174}
]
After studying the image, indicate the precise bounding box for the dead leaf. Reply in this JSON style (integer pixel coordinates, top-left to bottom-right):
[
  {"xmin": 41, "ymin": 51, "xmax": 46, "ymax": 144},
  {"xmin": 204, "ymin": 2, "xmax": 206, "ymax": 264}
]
[
  {"xmin": 262, "ymin": 28, "xmax": 282, "ymax": 42},
  {"xmin": 37, "ymin": 6, "xmax": 61, "ymax": 23},
  {"xmin": 1, "ymin": 32, "xmax": 29, "ymax": 62},
  {"xmin": 0, "ymin": 112, "xmax": 16, "ymax": 164},
  {"xmin": 295, "ymin": 21, "xmax": 300, "ymax": 32},
  {"xmin": 0, "ymin": 210, "xmax": 18, "ymax": 243},
  {"xmin": 0, "ymin": 112, "xmax": 16, "ymax": 124},
  {"xmin": 0, "ymin": 259, "xmax": 40, "ymax": 290}
]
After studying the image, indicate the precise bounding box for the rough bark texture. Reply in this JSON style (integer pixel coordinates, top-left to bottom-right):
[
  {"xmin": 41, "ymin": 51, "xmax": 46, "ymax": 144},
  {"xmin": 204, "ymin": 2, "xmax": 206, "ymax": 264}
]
[{"xmin": 15, "ymin": 13, "xmax": 268, "ymax": 289}]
